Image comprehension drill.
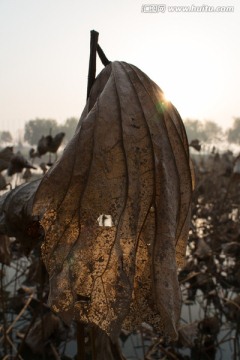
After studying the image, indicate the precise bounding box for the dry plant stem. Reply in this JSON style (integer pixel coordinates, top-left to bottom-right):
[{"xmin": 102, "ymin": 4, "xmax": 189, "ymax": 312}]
[
  {"xmin": 158, "ymin": 344, "xmax": 179, "ymax": 360},
  {"xmin": 96, "ymin": 44, "xmax": 111, "ymax": 66},
  {"xmin": 5, "ymin": 261, "xmax": 29, "ymax": 287},
  {"xmin": 49, "ymin": 342, "xmax": 61, "ymax": 360},
  {"xmin": 5, "ymin": 335, "xmax": 24, "ymax": 360},
  {"xmin": 220, "ymin": 296, "xmax": 240, "ymax": 312},
  {"xmin": 145, "ymin": 341, "xmax": 159, "ymax": 360},
  {"xmin": 14, "ymin": 312, "xmax": 38, "ymax": 360},
  {"xmin": 77, "ymin": 322, "xmax": 86, "ymax": 360},
  {"xmin": 5, "ymin": 295, "xmax": 33, "ymax": 335},
  {"xmin": 87, "ymin": 30, "xmax": 99, "ymax": 99}
]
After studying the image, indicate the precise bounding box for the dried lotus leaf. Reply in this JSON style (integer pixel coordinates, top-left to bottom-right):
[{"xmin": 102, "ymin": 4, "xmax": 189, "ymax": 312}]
[{"xmin": 33, "ymin": 61, "xmax": 192, "ymax": 340}]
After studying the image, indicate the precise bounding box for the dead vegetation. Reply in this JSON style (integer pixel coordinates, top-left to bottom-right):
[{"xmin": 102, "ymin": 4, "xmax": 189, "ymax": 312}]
[
  {"xmin": 0, "ymin": 143, "xmax": 240, "ymax": 360},
  {"xmin": 0, "ymin": 30, "xmax": 239, "ymax": 359}
]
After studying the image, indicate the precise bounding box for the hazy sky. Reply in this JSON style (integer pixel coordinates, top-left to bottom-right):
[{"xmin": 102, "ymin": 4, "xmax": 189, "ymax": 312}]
[{"xmin": 0, "ymin": 0, "xmax": 239, "ymax": 137}]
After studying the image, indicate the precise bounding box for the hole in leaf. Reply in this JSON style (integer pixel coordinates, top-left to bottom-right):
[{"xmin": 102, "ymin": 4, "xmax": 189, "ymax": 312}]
[
  {"xmin": 97, "ymin": 214, "xmax": 113, "ymax": 227},
  {"xmin": 76, "ymin": 294, "xmax": 91, "ymax": 303}
]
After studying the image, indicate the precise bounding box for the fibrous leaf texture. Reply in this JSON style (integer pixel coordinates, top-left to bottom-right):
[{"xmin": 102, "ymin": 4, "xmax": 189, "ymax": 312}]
[
  {"xmin": 0, "ymin": 179, "xmax": 41, "ymax": 252},
  {"xmin": 32, "ymin": 62, "xmax": 192, "ymax": 341}
]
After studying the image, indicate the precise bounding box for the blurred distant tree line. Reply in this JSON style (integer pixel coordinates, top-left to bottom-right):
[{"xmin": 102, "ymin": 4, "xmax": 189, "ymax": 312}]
[
  {"xmin": 1, "ymin": 117, "xmax": 240, "ymax": 147},
  {"xmin": 24, "ymin": 117, "xmax": 78, "ymax": 145},
  {"xmin": 184, "ymin": 119, "xmax": 223, "ymax": 143},
  {"xmin": 23, "ymin": 117, "xmax": 240, "ymax": 146},
  {"xmin": 227, "ymin": 117, "xmax": 240, "ymax": 144},
  {"xmin": 0, "ymin": 131, "xmax": 13, "ymax": 143},
  {"xmin": 184, "ymin": 117, "xmax": 240, "ymax": 145}
]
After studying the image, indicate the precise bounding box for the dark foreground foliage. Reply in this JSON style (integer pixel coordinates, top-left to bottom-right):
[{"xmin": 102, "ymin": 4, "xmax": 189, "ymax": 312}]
[{"xmin": 0, "ymin": 148, "xmax": 240, "ymax": 359}]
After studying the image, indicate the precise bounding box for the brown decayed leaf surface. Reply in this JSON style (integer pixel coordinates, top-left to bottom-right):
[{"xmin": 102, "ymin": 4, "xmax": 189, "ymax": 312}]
[
  {"xmin": 0, "ymin": 179, "xmax": 41, "ymax": 252},
  {"xmin": 32, "ymin": 61, "xmax": 192, "ymax": 340}
]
